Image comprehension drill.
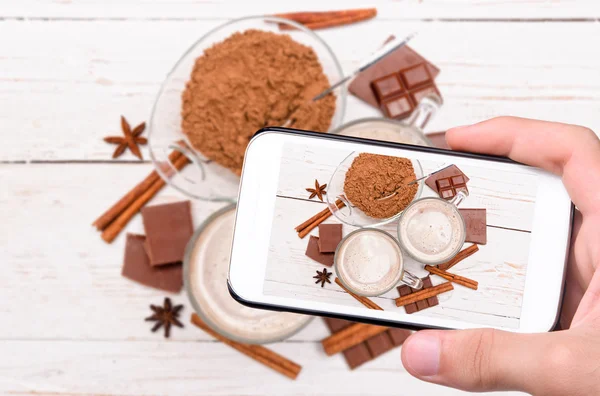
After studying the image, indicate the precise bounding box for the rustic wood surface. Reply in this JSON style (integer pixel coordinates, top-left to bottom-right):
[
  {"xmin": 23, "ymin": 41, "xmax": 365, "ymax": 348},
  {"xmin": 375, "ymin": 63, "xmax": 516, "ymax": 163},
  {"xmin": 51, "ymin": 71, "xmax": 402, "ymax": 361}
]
[{"xmin": 2, "ymin": 0, "xmax": 599, "ymax": 394}]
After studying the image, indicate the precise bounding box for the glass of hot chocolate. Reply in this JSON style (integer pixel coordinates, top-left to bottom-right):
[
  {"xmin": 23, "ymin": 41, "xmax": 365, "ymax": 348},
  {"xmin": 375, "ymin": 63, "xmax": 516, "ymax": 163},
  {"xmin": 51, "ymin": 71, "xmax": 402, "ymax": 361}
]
[
  {"xmin": 334, "ymin": 228, "xmax": 423, "ymax": 297},
  {"xmin": 397, "ymin": 191, "xmax": 468, "ymax": 265}
]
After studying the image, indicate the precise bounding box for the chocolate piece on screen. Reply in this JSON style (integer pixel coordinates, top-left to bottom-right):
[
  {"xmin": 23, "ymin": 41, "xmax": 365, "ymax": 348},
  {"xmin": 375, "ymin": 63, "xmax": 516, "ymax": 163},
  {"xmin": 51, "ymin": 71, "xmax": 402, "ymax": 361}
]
[
  {"xmin": 459, "ymin": 208, "xmax": 487, "ymax": 245},
  {"xmin": 318, "ymin": 223, "xmax": 343, "ymax": 253},
  {"xmin": 435, "ymin": 174, "xmax": 469, "ymax": 200},
  {"xmin": 305, "ymin": 235, "xmax": 334, "ymax": 266},
  {"xmin": 397, "ymin": 276, "xmax": 439, "ymax": 314}
]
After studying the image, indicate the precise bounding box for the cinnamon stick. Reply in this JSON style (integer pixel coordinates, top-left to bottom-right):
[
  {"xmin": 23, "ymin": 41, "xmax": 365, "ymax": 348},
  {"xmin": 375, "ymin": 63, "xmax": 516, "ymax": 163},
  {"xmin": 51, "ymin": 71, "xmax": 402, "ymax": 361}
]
[
  {"xmin": 101, "ymin": 154, "xmax": 189, "ymax": 243},
  {"xmin": 296, "ymin": 200, "xmax": 344, "ymax": 239},
  {"xmin": 438, "ymin": 244, "xmax": 479, "ymax": 271},
  {"xmin": 93, "ymin": 150, "xmax": 183, "ymax": 231},
  {"xmin": 321, "ymin": 322, "xmax": 388, "ymax": 356},
  {"xmin": 335, "ymin": 278, "xmax": 383, "ymax": 310},
  {"xmin": 278, "ymin": 9, "xmax": 377, "ymax": 30},
  {"xmin": 190, "ymin": 314, "xmax": 301, "ymax": 380},
  {"xmin": 395, "ymin": 282, "xmax": 454, "ymax": 307},
  {"xmin": 425, "ymin": 265, "xmax": 478, "ymax": 290},
  {"xmin": 275, "ymin": 8, "xmax": 376, "ymax": 24}
]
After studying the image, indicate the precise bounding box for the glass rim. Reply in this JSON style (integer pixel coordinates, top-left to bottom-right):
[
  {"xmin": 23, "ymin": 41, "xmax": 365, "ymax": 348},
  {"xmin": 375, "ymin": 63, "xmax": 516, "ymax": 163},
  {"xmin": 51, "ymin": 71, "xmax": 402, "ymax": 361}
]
[
  {"xmin": 334, "ymin": 228, "xmax": 405, "ymax": 297},
  {"xmin": 396, "ymin": 196, "xmax": 467, "ymax": 265}
]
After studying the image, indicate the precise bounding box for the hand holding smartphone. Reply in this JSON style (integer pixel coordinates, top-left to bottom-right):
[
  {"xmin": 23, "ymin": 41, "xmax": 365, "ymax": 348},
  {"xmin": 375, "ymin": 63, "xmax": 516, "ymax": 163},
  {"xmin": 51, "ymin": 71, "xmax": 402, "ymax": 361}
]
[{"xmin": 229, "ymin": 127, "xmax": 573, "ymax": 333}]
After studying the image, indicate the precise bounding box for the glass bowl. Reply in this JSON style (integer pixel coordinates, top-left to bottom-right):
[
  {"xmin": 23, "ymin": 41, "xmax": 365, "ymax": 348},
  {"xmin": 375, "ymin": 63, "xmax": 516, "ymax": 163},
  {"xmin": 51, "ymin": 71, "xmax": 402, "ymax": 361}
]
[
  {"xmin": 148, "ymin": 16, "xmax": 346, "ymax": 202},
  {"xmin": 326, "ymin": 152, "xmax": 424, "ymax": 228}
]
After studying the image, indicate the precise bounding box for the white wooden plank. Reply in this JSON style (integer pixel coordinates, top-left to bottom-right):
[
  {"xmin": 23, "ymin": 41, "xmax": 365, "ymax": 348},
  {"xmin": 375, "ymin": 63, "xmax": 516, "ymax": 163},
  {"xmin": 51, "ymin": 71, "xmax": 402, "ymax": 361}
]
[
  {"xmin": 265, "ymin": 197, "xmax": 528, "ymax": 328},
  {"xmin": 1, "ymin": 0, "xmax": 599, "ymax": 19},
  {"xmin": 1, "ymin": 20, "xmax": 600, "ymax": 161},
  {"xmin": 0, "ymin": 340, "xmax": 527, "ymax": 396}
]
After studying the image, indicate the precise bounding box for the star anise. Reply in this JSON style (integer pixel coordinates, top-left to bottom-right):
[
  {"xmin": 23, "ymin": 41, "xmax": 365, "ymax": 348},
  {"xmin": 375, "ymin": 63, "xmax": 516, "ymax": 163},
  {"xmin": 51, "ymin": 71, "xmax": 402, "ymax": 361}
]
[
  {"xmin": 145, "ymin": 297, "xmax": 184, "ymax": 338},
  {"xmin": 104, "ymin": 116, "xmax": 147, "ymax": 160},
  {"xmin": 313, "ymin": 268, "xmax": 332, "ymax": 287},
  {"xmin": 306, "ymin": 179, "xmax": 327, "ymax": 201}
]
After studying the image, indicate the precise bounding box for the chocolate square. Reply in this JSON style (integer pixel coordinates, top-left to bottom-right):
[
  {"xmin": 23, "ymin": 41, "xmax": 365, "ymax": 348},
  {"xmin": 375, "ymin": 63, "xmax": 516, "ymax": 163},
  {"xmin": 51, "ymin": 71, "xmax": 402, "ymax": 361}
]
[
  {"xmin": 459, "ymin": 208, "xmax": 487, "ymax": 245},
  {"xmin": 318, "ymin": 224, "xmax": 343, "ymax": 253},
  {"xmin": 371, "ymin": 74, "xmax": 404, "ymax": 102},
  {"xmin": 305, "ymin": 235, "xmax": 334, "ymax": 266},
  {"xmin": 344, "ymin": 344, "xmax": 373, "ymax": 369},
  {"xmin": 387, "ymin": 328, "xmax": 411, "ymax": 346},
  {"xmin": 365, "ymin": 332, "xmax": 394, "ymax": 358},
  {"xmin": 380, "ymin": 94, "xmax": 414, "ymax": 120},
  {"xmin": 121, "ymin": 234, "xmax": 183, "ymax": 292},
  {"xmin": 349, "ymin": 38, "xmax": 440, "ymax": 108},
  {"xmin": 452, "ymin": 175, "xmax": 466, "ymax": 185},
  {"xmin": 142, "ymin": 201, "xmax": 194, "ymax": 266},
  {"xmin": 399, "ymin": 63, "xmax": 432, "ymax": 89},
  {"xmin": 425, "ymin": 165, "xmax": 470, "ymax": 193}
]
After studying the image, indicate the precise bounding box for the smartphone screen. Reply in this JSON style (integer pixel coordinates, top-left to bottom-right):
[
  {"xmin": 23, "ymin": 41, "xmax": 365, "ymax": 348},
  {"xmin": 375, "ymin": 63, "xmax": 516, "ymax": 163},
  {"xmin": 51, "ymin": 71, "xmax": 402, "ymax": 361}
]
[{"xmin": 230, "ymin": 129, "xmax": 572, "ymax": 332}]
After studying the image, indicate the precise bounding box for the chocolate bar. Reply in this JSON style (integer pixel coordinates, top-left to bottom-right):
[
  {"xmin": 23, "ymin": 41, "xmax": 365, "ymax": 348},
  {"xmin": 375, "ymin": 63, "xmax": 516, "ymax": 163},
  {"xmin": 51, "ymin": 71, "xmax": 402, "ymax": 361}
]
[
  {"xmin": 436, "ymin": 174, "xmax": 468, "ymax": 200},
  {"xmin": 371, "ymin": 63, "xmax": 441, "ymax": 121},
  {"xmin": 141, "ymin": 201, "xmax": 194, "ymax": 266},
  {"xmin": 349, "ymin": 39, "xmax": 440, "ymax": 108},
  {"xmin": 305, "ymin": 235, "xmax": 334, "ymax": 266},
  {"xmin": 459, "ymin": 208, "xmax": 487, "ymax": 245},
  {"xmin": 396, "ymin": 276, "xmax": 439, "ymax": 314},
  {"xmin": 121, "ymin": 234, "xmax": 183, "ymax": 292},
  {"xmin": 323, "ymin": 318, "xmax": 410, "ymax": 369},
  {"xmin": 318, "ymin": 224, "xmax": 343, "ymax": 253}
]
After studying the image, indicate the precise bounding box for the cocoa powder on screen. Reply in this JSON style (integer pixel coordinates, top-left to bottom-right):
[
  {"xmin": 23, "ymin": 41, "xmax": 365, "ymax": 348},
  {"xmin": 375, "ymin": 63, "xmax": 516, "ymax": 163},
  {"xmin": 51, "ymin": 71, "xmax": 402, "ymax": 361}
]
[
  {"xmin": 181, "ymin": 29, "xmax": 336, "ymax": 175},
  {"xmin": 344, "ymin": 153, "xmax": 418, "ymax": 219}
]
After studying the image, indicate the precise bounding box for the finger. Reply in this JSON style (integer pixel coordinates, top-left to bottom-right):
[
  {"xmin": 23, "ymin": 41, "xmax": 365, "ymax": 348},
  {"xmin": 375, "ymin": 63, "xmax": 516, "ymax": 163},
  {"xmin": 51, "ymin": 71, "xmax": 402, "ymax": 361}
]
[
  {"xmin": 401, "ymin": 328, "xmax": 560, "ymax": 393},
  {"xmin": 446, "ymin": 116, "xmax": 600, "ymax": 215}
]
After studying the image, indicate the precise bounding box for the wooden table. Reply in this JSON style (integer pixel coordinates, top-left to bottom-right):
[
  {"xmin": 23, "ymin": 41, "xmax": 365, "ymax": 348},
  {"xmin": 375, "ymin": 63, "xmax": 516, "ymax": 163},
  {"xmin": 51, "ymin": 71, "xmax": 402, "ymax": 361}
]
[{"xmin": 2, "ymin": 1, "xmax": 599, "ymax": 395}]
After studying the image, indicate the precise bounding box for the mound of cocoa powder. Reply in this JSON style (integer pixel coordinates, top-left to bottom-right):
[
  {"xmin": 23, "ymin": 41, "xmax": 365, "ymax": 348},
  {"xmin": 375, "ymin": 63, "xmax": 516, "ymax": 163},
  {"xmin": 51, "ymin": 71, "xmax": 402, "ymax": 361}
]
[
  {"xmin": 181, "ymin": 29, "xmax": 336, "ymax": 175},
  {"xmin": 344, "ymin": 153, "xmax": 418, "ymax": 219}
]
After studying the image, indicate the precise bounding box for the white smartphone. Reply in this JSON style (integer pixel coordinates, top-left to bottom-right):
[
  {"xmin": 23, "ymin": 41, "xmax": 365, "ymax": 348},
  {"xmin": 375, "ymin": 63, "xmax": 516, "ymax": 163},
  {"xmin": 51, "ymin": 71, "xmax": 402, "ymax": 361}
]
[{"xmin": 228, "ymin": 127, "xmax": 573, "ymax": 333}]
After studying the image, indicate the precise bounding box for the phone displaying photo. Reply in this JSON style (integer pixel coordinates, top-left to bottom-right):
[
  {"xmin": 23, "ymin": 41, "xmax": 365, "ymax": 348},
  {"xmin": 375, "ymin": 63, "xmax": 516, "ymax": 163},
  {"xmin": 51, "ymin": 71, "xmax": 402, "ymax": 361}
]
[{"xmin": 228, "ymin": 128, "xmax": 573, "ymax": 333}]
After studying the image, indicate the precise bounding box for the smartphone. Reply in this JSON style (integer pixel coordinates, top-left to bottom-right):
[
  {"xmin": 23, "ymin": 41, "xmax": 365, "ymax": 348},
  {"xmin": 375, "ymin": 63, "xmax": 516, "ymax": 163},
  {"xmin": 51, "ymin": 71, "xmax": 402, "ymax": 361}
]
[{"xmin": 228, "ymin": 127, "xmax": 573, "ymax": 333}]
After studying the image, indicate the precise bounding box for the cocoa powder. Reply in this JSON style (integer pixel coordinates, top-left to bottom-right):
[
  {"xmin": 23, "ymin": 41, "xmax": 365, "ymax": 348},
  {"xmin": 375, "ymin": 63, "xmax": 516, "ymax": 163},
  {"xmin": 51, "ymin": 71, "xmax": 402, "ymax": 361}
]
[
  {"xmin": 181, "ymin": 29, "xmax": 336, "ymax": 175},
  {"xmin": 344, "ymin": 153, "xmax": 418, "ymax": 219}
]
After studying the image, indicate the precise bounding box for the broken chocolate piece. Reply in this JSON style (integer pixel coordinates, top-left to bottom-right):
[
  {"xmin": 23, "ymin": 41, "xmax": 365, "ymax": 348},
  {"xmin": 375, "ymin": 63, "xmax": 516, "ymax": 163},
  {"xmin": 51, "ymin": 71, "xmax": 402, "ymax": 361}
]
[
  {"xmin": 349, "ymin": 39, "xmax": 440, "ymax": 108},
  {"xmin": 121, "ymin": 234, "xmax": 183, "ymax": 293},
  {"xmin": 141, "ymin": 201, "xmax": 194, "ymax": 266},
  {"xmin": 425, "ymin": 165, "xmax": 470, "ymax": 193},
  {"xmin": 459, "ymin": 208, "xmax": 487, "ymax": 245},
  {"xmin": 435, "ymin": 174, "xmax": 469, "ymax": 200},
  {"xmin": 318, "ymin": 224, "xmax": 343, "ymax": 253},
  {"xmin": 397, "ymin": 276, "xmax": 439, "ymax": 314},
  {"xmin": 305, "ymin": 235, "xmax": 334, "ymax": 266}
]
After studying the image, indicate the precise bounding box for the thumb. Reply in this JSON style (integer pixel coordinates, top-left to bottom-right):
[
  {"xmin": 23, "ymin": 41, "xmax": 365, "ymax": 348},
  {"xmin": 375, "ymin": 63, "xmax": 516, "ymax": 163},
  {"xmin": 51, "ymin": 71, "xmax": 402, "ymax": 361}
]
[{"xmin": 401, "ymin": 328, "xmax": 559, "ymax": 393}]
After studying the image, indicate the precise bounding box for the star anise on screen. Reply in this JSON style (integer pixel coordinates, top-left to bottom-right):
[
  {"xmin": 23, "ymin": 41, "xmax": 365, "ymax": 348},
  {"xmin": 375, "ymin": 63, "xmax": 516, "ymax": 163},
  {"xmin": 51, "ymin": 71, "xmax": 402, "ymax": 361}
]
[
  {"xmin": 104, "ymin": 116, "xmax": 147, "ymax": 159},
  {"xmin": 145, "ymin": 297, "xmax": 184, "ymax": 338},
  {"xmin": 313, "ymin": 268, "xmax": 332, "ymax": 287},
  {"xmin": 306, "ymin": 179, "xmax": 327, "ymax": 201}
]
